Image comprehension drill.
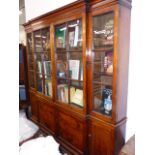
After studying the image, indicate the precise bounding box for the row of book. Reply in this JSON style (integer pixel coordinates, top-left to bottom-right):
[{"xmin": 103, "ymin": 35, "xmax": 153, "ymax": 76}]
[{"xmin": 57, "ymin": 84, "xmax": 83, "ymax": 107}]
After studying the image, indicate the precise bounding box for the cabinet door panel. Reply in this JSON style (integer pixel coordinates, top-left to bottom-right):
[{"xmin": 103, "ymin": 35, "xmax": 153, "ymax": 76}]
[
  {"xmin": 58, "ymin": 112, "xmax": 84, "ymax": 151},
  {"xmin": 39, "ymin": 101, "xmax": 55, "ymax": 134},
  {"xmin": 30, "ymin": 92, "xmax": 38, "ymax": 121},
  {"xmin": 89, "ymin": 121, "xmax": 113, "ymax": 155}
]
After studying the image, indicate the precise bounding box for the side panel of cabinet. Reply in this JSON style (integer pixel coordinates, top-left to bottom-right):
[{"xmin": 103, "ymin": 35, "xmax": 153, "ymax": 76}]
[
  {"xmin": 57, "ymin": 111, "xmax": 86, "ymax": 154},
  {"xmin": 38, "ymin": 99, "xmax": 56, "ymax": 135},
  {"xmin": 29, "ymin": 91, "xmax": 38, "ymax": 122},
  {"xmin": 89, "ymin": 119, "xmax": 114, "ymax": 155}
]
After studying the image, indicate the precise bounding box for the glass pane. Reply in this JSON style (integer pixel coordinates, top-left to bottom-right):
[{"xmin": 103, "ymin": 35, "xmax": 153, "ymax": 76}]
[
  {"xmin": 93, "ymin": 51, "xmax": 113, "ymax": 117},
  {"xmin": 42, "ymin": 28, "xmax": 50, "ymax": 51},
  {"xmin": 29, "ymin": 71, "xmax": 35, "ymax": 88},
  {"xmin": 70, "ymin": 87, "xmax": 83, "ymax": 107},
  {"xmin": 27, "ymin": 33, "xmax": 33, "ymax": 53},
  {"xmin": 36, "ymin": 73, "xmax": 43, "ymax": 92},
  {"xmin": 93, "ymin": 12, "xmax": 114, "ymax": 50},
  {"xmin": 57, "ymin": 61, "xmax": 67, "ymax": 78},
  {"xmin": 34, "ymin": 30, "xmax": 42, "ymax": 52},
  {"xmin": 56, "ymin": 52, "xmax": 67, "ymax": 61},
  {"xmin": 28, "ymin": 53, "xmax": 34, "ymax": 70},
  {"xmin": 36, "ymin": 53, "xmax": 43, "ymax": 74},
  {"xmin": 93, "ymin": 84, "xmax": 112, "ymax": 115},
  {"xmin": 45, "ymin": 76, "xmax": 52, "ymax": 96},
  {"xmin": 43, "ymin": 61, "xmax": 51, "ymax": 76},
  {"xmin": 55, "ymin": 24, "xmax": 66, "ymax": 48},
  {"xmin": 93, "ymin": 11, "xmax": 114, "ymax": 117},
  {"xmin": 69, "ymin": 52, "xmax": 82, "ymax": 80},
  {"xmin": 68, "ymin": 19, "xmax": 82, "ymax": 49},
  {"xmin": 57, "ymin": 80, "xmax": 69, "ymax": 104}
]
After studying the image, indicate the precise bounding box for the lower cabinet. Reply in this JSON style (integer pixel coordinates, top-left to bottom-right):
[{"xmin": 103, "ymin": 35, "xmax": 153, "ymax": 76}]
[{"xmin": 29, "ymin": 93, "xmax": 126, "ymax": 155}]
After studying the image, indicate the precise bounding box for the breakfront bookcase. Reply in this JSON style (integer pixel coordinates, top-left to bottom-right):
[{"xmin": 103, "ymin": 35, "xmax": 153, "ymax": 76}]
[{"xmin": 24, "ymin": 0, "xmax": 132, "ymax": 154}]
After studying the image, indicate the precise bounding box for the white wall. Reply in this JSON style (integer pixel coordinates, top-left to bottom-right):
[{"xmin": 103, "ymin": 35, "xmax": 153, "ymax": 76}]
[{"xmin": 25, "ymin": 0, "xmax": 77, "ymax": 22}]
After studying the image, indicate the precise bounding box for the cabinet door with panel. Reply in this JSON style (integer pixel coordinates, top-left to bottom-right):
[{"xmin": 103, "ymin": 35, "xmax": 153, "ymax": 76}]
[
  {"xmin": 57, "ymin": 110, "xmax": 86, "ymax": 154},
  {"xmin": 38, "ymin": 99, "xmax": 56, "ymax": 134},
  {"xmin": 89, "ymin": 119, "xmax": 114, "ymax": 155}
]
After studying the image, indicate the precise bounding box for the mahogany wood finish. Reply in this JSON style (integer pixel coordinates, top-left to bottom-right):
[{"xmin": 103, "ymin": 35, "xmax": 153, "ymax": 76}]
[{"xmin": 24, "ymin": 0, "xmax": 131, "ymax": 154}]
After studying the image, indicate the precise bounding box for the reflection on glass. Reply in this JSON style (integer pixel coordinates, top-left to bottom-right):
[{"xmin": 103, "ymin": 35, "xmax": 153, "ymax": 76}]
[
  {"xmin": 93, "ymin": 12, "xmax": 114, "ymax": 49},
  {"xmin": 68, "ymin": 19, "xmax": 82, "ymax": 49},
  {"xmin": 55, "ymin": 24, "xmax": 66, "ymax": 48}
]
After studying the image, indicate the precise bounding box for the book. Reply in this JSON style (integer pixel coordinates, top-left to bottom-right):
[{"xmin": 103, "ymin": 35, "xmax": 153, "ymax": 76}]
[
  {"xmin": 102, "ymin": 87, "xmax": 112, "ymax": 116},
  {"xmin": 69, "ymin": 60, "xmax": 80, "ymax": 80},
  {"xmin": 71, "ymin": 89, "xmax": 83, "ymax": 107}
]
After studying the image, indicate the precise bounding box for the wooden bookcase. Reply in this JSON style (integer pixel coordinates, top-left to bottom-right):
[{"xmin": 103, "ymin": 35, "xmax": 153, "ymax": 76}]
[{"xmin": 24, "ymin": 0, "xmax": 132, "ymax": 154}]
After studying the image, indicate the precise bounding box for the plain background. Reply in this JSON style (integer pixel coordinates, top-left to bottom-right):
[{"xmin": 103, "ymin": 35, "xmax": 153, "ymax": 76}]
[{"xmin": 0, "ymin": 0, "xmax": 155, "ymax": 154}]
